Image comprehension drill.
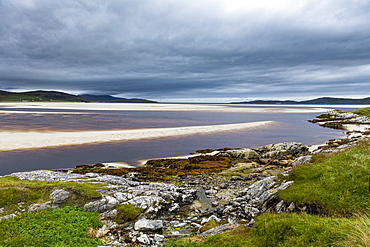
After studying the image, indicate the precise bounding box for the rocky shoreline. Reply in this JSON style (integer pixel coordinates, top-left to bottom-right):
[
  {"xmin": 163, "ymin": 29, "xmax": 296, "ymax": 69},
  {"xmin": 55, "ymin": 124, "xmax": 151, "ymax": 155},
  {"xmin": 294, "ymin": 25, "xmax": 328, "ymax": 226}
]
[{"xmin": 1, "ymin": 110, "xmax": 370, "ymax": 246}]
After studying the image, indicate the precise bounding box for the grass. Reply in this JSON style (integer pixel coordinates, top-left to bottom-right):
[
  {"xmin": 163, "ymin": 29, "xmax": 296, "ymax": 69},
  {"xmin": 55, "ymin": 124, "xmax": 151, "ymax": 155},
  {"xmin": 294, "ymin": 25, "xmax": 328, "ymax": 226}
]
[
  {"xmin": 166, "ymin": 213, "xmax": 353, "ymax": 247},
  {"xmin": 352, "ymin": 107, "xmax": 370, "ymax": 116},
  {"xmin": 0, "ymin": 206, "xmax": 102, "ymax": 246},
  {"xmin": 166, "ymin": 213, "xmax": 370, "ymax": 247},
  {"xmin": 340, "ymin": 213, "xmax": 370, "ymax": 247},
  {"xmin": 278, "ymin": 138, "xmax": 370, "ymax": 216},
  {"xmin": 0, "ymin": 176, "xmax": 102, "ymax": 216}
]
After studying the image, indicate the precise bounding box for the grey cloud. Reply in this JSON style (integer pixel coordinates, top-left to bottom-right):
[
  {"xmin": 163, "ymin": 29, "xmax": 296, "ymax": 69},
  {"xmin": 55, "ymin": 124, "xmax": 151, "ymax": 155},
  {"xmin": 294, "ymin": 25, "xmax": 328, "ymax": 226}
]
[{"xmin": 0, "ymin": 0, "xmax": 370, "ymax": 101}]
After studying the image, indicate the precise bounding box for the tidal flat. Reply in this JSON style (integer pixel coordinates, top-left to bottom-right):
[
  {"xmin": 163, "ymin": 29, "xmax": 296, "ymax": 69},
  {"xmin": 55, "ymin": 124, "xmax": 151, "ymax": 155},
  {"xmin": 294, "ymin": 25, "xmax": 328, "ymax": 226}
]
[{"xmin": 0, "ymin": 102, "xmax": 360, "ymax": 175}]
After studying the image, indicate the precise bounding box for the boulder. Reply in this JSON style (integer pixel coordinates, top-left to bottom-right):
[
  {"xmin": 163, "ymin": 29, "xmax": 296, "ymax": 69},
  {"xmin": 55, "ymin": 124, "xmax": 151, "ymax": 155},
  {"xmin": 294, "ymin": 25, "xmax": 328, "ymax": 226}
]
[
  {"xmin": 220, "ymin": 149, "xmax": 260, "ymax": 160},
  {"xmin": 134, "ymin": 219, "xmax": 163, "ymax": 231},
  {"xmin": 255, "ymin": 142, "xmax": 309, "ymax": 159},
  {"xmin": 137, "ymin": 234, "xmax": 151, "ymax": 245},
  {"xmin": 50, "ymin": 189, "xmax": 69, "ymax": 204},
  {"xmin": 83, "ymin": 196, "xmax": 119, "ymax": 213}
]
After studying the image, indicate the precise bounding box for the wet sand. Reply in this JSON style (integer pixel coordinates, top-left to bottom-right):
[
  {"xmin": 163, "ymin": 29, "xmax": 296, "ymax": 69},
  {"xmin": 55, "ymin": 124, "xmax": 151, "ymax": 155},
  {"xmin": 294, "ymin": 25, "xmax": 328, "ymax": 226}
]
[
  {"xmin": 0, "ymin": 121, "xmax": 274, "ymax": 151},
  {"xmin": 0, "ymin": 102, "xmax": 337, "ymax": 113}
]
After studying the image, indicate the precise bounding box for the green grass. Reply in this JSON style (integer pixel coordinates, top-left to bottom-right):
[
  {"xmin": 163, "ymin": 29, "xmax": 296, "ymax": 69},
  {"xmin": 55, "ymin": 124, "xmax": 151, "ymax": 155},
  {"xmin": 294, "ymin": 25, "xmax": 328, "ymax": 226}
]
[
  {"xmin": 0, "ymin": 206, "xmax": 102, "ymax": 246},
  {"xmin": 0, "ymin": 176, "xmax": 102, "ymax": 215},
  {"xmin": 114, "ymin": 204, "xmax": 143, "ymax": 223},
  {"xmin": 278, "ymin": 138, "xmax": 370, "ymax": 216},
  {"xmin": 165, "ymin": 213, "xmax": 354, "ymax": 247},
  {"xmin": 352, "ymin": 107, "xmax": 370, "ymax": 116}
]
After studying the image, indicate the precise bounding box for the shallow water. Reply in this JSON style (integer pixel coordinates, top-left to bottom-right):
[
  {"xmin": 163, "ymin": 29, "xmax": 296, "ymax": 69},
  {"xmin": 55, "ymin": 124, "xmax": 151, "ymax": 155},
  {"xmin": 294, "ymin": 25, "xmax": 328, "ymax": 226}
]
[{"xmin": 0, "ymin": 106, "xmax": 345, "ymax": 175}]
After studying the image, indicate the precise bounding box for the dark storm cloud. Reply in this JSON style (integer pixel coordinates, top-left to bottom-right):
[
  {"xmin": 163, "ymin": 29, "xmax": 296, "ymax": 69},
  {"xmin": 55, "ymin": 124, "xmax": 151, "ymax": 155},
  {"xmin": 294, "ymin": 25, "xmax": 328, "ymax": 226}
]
[{"xmin": 1, "ymin": 0, "xmax": 370, "ymax": 101}]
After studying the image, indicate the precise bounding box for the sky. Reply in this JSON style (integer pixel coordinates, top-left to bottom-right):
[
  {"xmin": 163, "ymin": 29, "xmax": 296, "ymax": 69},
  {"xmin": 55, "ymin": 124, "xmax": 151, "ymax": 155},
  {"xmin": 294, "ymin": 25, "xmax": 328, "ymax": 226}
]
[{"xmin": 1, "ymin": 0, "xmax": 370, "ymax": 102}]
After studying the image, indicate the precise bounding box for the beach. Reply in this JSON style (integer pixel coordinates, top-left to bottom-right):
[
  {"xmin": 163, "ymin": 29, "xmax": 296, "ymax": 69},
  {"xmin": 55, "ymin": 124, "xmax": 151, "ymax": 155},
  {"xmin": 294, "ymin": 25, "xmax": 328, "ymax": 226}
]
[
  {"xmin": 0, "ymin": 121, "xmax": 274, "ymax": 151},
  {"xmin": 0, "ymin": 102, "xmax": 338, "ymax": 113}
]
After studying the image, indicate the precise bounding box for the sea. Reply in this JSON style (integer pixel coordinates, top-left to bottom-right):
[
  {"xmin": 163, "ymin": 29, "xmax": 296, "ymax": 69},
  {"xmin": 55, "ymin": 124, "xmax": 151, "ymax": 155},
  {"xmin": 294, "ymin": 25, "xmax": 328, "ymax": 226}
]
[{"xmin": 0, "ymin": 104, "xmax": 355, "ymax": 175}]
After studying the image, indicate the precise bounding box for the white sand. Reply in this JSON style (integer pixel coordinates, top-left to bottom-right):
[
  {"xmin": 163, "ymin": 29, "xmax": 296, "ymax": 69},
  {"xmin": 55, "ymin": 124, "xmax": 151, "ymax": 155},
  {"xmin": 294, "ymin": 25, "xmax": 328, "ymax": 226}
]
[
  {"xmin": 0, "ymin": 121, "xmax": 274, "ymax": 151},
  {"xmin": 0, "ymin": 102, "xmax": 336, "ymax": 113}
]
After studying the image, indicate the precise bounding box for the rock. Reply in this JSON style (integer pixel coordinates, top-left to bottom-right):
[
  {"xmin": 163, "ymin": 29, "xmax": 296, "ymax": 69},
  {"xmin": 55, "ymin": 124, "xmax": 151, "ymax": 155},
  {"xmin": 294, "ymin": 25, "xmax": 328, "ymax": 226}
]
[
  {"xmin": 191, "ymin": 222, "xmax": 202, "ymax": 229},
  {"xmin": 113, "ymin": 192, "xmax": 133, "ymax": 203},
  {"xmin": 0, "ymin": 213, "xmax": 17, "ymax": 221},
  {"xmin": 99, "ymin": 209, "xmax": 119, "ymax": 220},
  {"xmin": 221, "ymin": 149, "xmax": 260, "ymax": 160},
  {"xmin": 125, "ymin": 196, "xmax": 167, "ymax": 216},
  {"xmin": 28, "ymin": 202, "xmax": 52, "ymax": 212},
  {"xmin": 168, "ymin": 203, "xmax": 180, "ymax": 214},
  {"xmin": 137, "ymin": 234, "xmax": 152, "ymax": 245},
  {"xmin": 287, "ymin": 202, "xmax": 296, "ymax": 212},
  {"xmin": 83, "ymin": 196, "xmax": 119, "ymax": 213},
  {"xmin": 173, "ymin": 222, "xmax": 187, "ymax": 228},
  {"xmin": 154, "ymin": 234, "xmax": 165, "ymax": 243},
  {"xmin": 96, "ymin": 225, "xmax": 110, "ymax": 238},
  {"xmin": 134, "ymin": 219, "xmax": 163, "ymax": 231},
  {"xmin": 291, "ymin": 155, "xmax": 312, "ymax": 167},
  {"xmin": 255, "ymin": 142, "xmax": 309, "ymax": 159},
  {"xmin": 205, "ymin": 189, "xmax": 218, "ymax": 195},
  {"xmin": 50, "ymin": 189, "xmax": 69, "ymax": 204},
  {"xmin": 275, "ymin": 200, "xmax": 285, "ymax": 213},
  {"xmin": 200, "ymin": 223, "xmax": 239, "ymax": 236},
  {"xmin": 201, "ymin": 215, "xmax": 221, "ymax": 225}
]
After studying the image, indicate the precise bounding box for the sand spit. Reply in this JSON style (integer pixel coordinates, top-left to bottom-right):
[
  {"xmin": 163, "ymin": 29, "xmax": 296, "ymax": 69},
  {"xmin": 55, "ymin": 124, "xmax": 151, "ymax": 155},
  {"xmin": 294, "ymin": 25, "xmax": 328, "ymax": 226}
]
[
  {"xmin": 0, "ymin": 102, "xmax": 336, "ymax": 113},
  {"xmin": 0, "ymin": 121, "xmax": 274, "ymax": 151}
]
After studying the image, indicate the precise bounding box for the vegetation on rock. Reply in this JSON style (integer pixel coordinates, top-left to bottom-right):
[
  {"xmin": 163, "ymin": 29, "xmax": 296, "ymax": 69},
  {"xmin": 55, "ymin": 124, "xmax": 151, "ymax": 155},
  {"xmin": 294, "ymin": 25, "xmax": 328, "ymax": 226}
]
[
  {"xmin": 67, "ymin": 155, "xmax": 234, "ymax": 181},
  {"xmin": 114, "ymin": 204, "xmax": 143, "ymax": 223}
]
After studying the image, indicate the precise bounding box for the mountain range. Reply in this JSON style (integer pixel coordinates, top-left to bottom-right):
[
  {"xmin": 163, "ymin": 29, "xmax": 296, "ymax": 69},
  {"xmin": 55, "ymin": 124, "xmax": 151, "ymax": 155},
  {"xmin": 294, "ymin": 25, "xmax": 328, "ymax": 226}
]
[
  {"xmin": 0, "ymin": 90, "xmax": 156, "ymax": 103},
  {"xmin": 233, "ymin": 97, "xmax": 370, "ymax": 105}
]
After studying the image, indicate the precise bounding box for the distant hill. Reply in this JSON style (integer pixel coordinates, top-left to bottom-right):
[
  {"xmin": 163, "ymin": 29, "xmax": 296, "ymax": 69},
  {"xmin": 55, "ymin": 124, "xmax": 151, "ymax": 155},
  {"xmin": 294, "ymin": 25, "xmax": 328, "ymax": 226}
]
[
  {"xmin": 0, "ymin": 90, "xmax": 157, "ymax": 103},
  {"xmin": 0, "ymin": 90, "xmax": 90, "ymax": 102},
  {"xmin": 233, "ymin": 97, "xmax": 370, "ymax": 105},
  {"xmin": 78, "ymin": 94, "xmax": 126, "ymax": 101}
]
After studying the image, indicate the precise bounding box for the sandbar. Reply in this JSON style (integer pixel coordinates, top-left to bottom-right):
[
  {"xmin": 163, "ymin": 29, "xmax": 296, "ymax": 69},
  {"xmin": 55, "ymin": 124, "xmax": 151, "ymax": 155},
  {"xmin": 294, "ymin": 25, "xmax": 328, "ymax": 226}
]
[
  {"xmin": 0, "ymin": 121, "xmax": 274, "ymax": 151},
  {"xmin": 0, "ymin": 102, "xmax": 341, "ymax": 113}
]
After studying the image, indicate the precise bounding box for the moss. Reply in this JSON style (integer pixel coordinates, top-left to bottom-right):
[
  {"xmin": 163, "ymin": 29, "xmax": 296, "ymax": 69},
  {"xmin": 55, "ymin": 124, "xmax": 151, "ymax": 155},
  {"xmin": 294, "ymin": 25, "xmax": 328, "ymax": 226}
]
[{"xmin": 114, "ymin": 204, "xmax": 143, "ymax": 223}]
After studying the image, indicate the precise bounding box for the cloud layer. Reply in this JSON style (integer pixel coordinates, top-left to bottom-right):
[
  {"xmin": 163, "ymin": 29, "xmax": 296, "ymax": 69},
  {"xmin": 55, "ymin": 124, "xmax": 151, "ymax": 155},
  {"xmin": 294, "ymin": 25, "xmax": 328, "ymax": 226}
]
[{"xmin": 1, "ymin": 0, "xmax": 370, "ymax": 101}]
